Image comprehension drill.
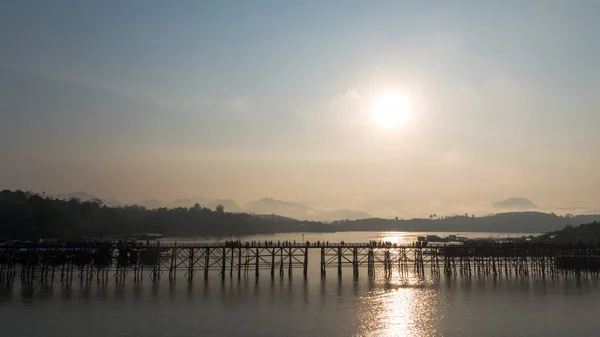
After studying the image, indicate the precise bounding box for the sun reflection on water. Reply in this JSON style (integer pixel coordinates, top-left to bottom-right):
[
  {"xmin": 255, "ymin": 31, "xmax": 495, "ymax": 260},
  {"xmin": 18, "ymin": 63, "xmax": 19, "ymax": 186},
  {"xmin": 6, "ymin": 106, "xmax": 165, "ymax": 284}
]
[
  {"xmin": 379, "ymin": 232, "xmax": 415, "ymax": 245},
  {"xmin": 354, "ymin": 273, "xmax": 443, "ymax": 337}
]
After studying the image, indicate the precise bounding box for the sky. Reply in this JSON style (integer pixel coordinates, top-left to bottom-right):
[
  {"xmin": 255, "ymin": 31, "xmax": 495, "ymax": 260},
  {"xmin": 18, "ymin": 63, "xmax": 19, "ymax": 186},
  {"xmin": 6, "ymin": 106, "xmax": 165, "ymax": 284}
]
[{"xmin": 1, "ymin": 1, "xmax": 600, "ymax": 218}]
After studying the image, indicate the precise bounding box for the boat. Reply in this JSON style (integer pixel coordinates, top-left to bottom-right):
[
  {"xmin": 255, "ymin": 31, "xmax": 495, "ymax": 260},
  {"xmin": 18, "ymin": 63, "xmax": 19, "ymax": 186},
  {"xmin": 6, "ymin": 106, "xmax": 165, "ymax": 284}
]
[
  {"xmin": 417, "ymin": 234, "xmax": 468, "ymax": 243},
  {"xmin": 128, "ymin": 233, "xmax": 164, "ymax": 241}
]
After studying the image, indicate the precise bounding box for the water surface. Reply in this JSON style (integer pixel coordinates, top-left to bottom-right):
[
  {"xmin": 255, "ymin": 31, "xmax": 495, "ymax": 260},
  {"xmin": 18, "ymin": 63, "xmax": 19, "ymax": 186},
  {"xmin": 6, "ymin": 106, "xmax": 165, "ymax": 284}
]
[{"xmin": 1, "ymin": 232, "xmax": 596, "ymax": 337}]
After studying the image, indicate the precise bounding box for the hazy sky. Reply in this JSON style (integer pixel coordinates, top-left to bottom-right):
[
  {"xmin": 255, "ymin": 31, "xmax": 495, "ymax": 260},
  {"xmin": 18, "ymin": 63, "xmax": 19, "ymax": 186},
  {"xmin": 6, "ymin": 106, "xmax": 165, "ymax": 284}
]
[{"xmin": 1, "ymin": 1, "xmax": 600, "ymax": 217}]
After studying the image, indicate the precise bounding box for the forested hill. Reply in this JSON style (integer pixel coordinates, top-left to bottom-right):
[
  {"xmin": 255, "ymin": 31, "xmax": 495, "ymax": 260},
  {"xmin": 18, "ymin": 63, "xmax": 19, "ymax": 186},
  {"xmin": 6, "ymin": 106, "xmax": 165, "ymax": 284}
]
[
  {"xmin": 334, "ymin": 212, "xmax": 600, "ymax": 234},
  {"xmin": 1, "ymin": 190, "xmax": 599, "ymax": 240},
  {"xmin": 0, "ymin": 190, "xmax": 328, "ymax": 240},
  {"xmin": 537, "ymin": 221, "xmax": 600, "ymax": 243}
]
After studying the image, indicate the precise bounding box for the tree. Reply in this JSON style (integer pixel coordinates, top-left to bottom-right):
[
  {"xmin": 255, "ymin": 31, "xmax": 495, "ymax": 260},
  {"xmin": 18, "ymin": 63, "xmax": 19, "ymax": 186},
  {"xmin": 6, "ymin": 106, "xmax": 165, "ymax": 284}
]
[{"xmin": 0, "ymin": 189, "xmax": 336, "ymax": 240}]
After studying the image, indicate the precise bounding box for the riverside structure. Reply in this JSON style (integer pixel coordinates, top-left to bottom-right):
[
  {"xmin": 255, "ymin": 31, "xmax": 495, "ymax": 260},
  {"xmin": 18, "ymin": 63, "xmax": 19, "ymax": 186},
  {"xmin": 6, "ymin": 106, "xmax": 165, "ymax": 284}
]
[{"xmin": 1, "ymin": 240, "xmax": 599, "ymax": 285}]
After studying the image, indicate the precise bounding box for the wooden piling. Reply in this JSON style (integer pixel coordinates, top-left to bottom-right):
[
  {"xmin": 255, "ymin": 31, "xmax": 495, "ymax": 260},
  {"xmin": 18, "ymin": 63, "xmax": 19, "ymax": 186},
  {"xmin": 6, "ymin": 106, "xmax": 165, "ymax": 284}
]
[
  {"xmin": 238, "ymin": 247, "xmax": 242, "ymax": 279},
  {"xmin": 169, "ymin": 243, "xmax": 176, "ymax": 280},
  {"xmin": 352, "ymin": 247, "xmax": 358, "ymax": 277},
  {"xmin": 270, "ymin": 249, "xmax": 275, "ymax": 278},
  {"xmin": 221, "ymin": 247, "xmax": 226, "ymax": 280},
  {"xmin": 303, "ymin": 248, "xmax": 308, "ymax": 278},
  {"xmin": 255, "ymin": 248, "xmax": 259, "ymax": 278},
  {"xmin": 320, "ymin": 247, "xmax": 326, "ymax": 278},
  {"xmin": 188, "ymin": 248, "xmax": 194, "ymax": 280},
  {"xmin": 288, "ymin": 248, "xmax": 292, "ymax": 278},
  {"xmin": 367, "ymin": 248, "xmax": 374, "ymax": 278},
  {"xmin": 279, "ymin": 248, "xmax": 284, "ymax": 277},
  {"xmin": 204, "ymin": 247, "xmax": 210, "ymax": 279},
  {"xmin": 338, "ymin": 248, "xmax": 342, "ymax": 278},
  {"xmin": 230, "ymin": 247, "xmax": 234, "ymax": 277}
]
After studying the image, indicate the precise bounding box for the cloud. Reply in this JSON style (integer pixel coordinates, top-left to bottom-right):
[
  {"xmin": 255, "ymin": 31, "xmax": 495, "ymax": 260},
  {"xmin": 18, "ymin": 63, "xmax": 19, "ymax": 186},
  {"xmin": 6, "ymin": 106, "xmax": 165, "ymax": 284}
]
[
  {"xmin": 325, "ymin": 89, "xmax": 367, "ymax": 122},
  {"xmin": 224, "ymin": 97, "xmax": 250, "ymax": 114},
  {"xmin": 293, "ymin": 88, "xmax": 371, "ymax": 128},
  {"xmin": 155, "ymin": 95, "xmax": 251, "ymax": 116}
]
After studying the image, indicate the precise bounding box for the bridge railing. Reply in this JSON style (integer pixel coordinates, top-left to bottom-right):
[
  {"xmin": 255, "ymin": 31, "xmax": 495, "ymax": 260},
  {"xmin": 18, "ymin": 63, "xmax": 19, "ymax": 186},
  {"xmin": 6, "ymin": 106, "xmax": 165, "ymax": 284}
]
[
  {"xmin": 3, "ymin": 241, "xmax": 599, "ymax": 251},
  {"xmin": 146, "ymin": 242, "xmax": 385, "ymax": 248},
  {"xmin": 2, "ymin": 241, "xmax": 410, "ymax": 249}
]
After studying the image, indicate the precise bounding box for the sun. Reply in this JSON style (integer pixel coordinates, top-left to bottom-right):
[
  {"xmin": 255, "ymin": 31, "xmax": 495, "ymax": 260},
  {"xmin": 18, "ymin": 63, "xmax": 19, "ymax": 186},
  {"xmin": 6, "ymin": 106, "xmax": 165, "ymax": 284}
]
[{"xmin": 371, "ymin": 92, "xmax": 411, "ymax": 128}]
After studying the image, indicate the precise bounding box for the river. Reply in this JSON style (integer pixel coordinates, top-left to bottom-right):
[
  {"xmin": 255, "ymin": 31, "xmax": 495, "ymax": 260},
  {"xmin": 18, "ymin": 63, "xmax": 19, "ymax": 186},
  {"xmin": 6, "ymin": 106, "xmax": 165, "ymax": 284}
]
[{"xmin": 1, "ymin": 232, "xmax": 598, "ymax": 337}]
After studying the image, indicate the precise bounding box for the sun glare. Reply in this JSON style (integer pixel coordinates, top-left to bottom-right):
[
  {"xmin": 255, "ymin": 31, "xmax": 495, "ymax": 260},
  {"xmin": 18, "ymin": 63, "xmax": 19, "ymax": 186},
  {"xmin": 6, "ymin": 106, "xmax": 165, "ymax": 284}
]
[{"xmin": 371, "ymin": 93, "xmax": 411, "ymax": 128}]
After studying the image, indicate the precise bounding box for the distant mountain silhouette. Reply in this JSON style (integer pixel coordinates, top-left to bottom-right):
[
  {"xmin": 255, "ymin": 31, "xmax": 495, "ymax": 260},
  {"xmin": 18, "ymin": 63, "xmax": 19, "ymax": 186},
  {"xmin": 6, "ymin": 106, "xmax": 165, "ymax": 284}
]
[
  {"xmin": 102, "ymin": 198, "xmax": 123, "ymax": 207},
  {"xmin": 139, "ymin": 199, "xmax": 164, "ymax": 209},
  {"xmin": 205, "ymin": 199, "xmax": 243, "ymax": 212},
  {"xmin": 338, "ymin": 211, "xmax": 600, "ymax": 234},
  {"xmin": 492, "ymin": 198, "xmax": 538, "ymax": 210},
  {"xmin": 314, "ymin": 209, "xmax": 371, "ymax": 222},
  {"xmin": 245, "ymin": 198, "xmax": 311, "ymax": 218},
  {"xmin": 54, "ymin": 193, "xmax": 269, "ymax": 214},
  {"xmin": 4, "ymin": 190, "xmax": 600, "ymax": 239},
  {"xmin": 55, "ymin": 191, "xmax": 121, "ymax": 207},
  {"xmin": 55, "ymin": 191, "xmax": 99, "ymax": 201},
  {"xmin": 167, "ymin": 197, "xmax": 211, "ymax": 208},
  {"xmin": 245, "ymin": 197, "xmax": 370, "ymax": 221}
]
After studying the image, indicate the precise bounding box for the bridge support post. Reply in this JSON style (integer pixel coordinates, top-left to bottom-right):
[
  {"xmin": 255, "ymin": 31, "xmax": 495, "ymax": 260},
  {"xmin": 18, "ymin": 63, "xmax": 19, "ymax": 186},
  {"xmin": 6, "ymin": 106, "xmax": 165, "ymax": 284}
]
[
  {"xmin": 279, "ymin": 249, "xmax": 284, "ymax": 277},
  {"xmin": 270, "ymin": 249, "xmax": 275, "ymax": 278},
  {"xmin": 384, "ymin": 250, "xmax": 389, "ymax": 277},
  {"xmin": 368, "ymin": 248, "xmax": 374, "ymax": 278},
  {"xmin": 255, "ymin": 248, "xmax": 260, "ymax": 278},
  {"xmin": 338, "ymin": 248, "xmax": 342, "ymax": 278},
  {"xmin": 188, "ymin": 248, "xmax": 194, "ymax": 280},
  {"xmin": 288, "ymin": 248, "xmax": 292, "ymax": 278},
  {"xmin": 153, "ymin": 242, "xmax": 161, "ymax": 281},
  {"xmin": 238, "ymin": 247, "xmax": 242, "ymax": 279},
  {"xmin": 230, "ymin": 247, "xmax": 234, "ymax": 277},
  {"xmin": 221, "ymin": 247, "xmax": 226, "ymax": 280},
  {"xmin": 353, "ymin": 248, "xmax": 358, "ymax": 278},
  {"xmin": 303, "ymin": 248, "xmax": 308, "ymax": 278},
  {"xmin": 321, "ymin": 247, "xmax": 326, "ymax": 278},
  {"xmin": 169, "ymin": 243, "xmax": 177, "ymax": 280},
  {"xmin": 204, "ymin": 248, "xmax": 210, "ymax": 279}
]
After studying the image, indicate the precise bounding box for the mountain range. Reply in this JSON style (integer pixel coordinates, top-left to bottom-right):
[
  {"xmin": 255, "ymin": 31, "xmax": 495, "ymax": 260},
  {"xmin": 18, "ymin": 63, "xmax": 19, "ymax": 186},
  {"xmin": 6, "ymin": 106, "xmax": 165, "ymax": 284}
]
[
  {"xmin": 52, "ymin": 192, "xmax": 596, "ymax": 222},
  {"xmin": 492, "ymin": 197, "xmax": 538, "ymax": 210},
  {"xmin": 52, "ymin": 192, "xmax": 370, "ymax": 221},
  {"xmin": 8, "ymin": 190, "xmax": 600, "ymax": 237}
]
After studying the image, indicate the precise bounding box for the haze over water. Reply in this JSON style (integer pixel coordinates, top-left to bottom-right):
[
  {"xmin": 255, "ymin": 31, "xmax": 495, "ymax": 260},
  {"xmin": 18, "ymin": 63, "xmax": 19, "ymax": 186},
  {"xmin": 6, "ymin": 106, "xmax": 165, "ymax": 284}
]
[{"xmin": 2, "ymin": 232, "xmax": 598, "ymax": 337}]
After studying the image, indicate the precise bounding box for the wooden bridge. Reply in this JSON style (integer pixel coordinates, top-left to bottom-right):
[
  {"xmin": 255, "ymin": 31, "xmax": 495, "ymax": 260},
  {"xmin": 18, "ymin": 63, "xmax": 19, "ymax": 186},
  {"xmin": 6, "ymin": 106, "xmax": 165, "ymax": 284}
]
[{"xmin": 1, "ymin": 241, "xmax": 599, "ymax": 285}]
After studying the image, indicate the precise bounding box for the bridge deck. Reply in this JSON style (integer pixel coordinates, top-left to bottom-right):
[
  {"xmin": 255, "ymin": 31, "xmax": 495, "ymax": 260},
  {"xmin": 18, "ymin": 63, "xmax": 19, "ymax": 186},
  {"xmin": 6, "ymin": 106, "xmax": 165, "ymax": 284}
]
[
  {"xmin": 3, "ymin": 241, "xmax": 588, "ymax": 249},
  {"xmin": 2, "ymin": 241, "xmax": 599, "ymax": 286}
]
